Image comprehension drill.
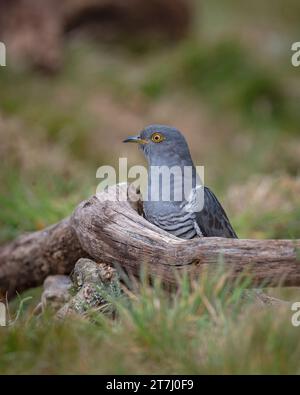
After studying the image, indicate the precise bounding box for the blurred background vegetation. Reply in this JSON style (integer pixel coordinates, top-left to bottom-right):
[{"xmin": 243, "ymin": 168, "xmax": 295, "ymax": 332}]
[{"xmin": 0, "ymin": 0, "xmax": 300, "ymax": 374}]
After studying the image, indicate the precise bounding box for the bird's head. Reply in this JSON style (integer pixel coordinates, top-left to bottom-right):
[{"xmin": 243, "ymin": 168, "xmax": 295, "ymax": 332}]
[{"xmin": 123, "ymin": 124, "xmax": 194, "ymax": 166}]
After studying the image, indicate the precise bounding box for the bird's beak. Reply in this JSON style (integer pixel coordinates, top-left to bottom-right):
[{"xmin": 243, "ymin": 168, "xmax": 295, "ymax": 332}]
[{"xmin": 123, "ymin": 135, "xmax": 148, "ymax": 144}]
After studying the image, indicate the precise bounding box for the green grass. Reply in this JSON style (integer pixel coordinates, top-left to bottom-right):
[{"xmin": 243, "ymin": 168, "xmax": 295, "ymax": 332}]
[
  {"xmin": 0, "ymin": 0, "xmax": 299, "ymax": 374},
  {"xmin": 234, "ymin": 208, "xmax": 300, "ymax": 239},
  {"xmin": 0, "ymin": 171, "xmax": 88, "ymax": 243},
  {"xmin": 140, "ymin": 39, "xmax": 300, "ymax": 134},
  {"xmin": 0, "ymin": 269, "xmax": 299, "ymax": 374}
]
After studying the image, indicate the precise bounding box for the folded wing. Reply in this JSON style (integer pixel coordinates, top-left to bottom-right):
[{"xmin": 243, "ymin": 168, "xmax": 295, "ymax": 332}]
[{"xmin": 195, "ymin": 187, "xmax": 238, "ymax": 238}]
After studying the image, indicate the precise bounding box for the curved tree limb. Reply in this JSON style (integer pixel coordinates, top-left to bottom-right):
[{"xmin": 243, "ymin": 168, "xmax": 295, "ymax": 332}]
[
  {"xmin": 72, "ymin": 185, "xmax": 300, "ymax": 287},
  {"xmin": 0, "ymin": 218, "xmax": 87, "ymax": 298},
  {"xmin": 0, "ymin": 184, "xmax": 300, "ymax": 299}
]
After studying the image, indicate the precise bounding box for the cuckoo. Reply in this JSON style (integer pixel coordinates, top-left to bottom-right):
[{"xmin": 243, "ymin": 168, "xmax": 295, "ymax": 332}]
[{"xmin": 124, "ymin": 125, "xmax": 237, "ymax": 239}]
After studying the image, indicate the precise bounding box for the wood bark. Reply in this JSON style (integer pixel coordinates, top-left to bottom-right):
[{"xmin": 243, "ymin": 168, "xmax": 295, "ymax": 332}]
[
  {"xmin": 0, "ymin": 218, "xmax": 87, "ymax": 299},
  {"xmin": 56, "ymin": 258, "xmax": 118, "ymax": 318},
  {"xmin": 0, "ymin": 184, "xmax": 299, "ymax": 299}
]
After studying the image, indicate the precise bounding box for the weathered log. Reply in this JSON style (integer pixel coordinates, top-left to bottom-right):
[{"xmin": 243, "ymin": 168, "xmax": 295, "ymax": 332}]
[
  {"xmin": 72, "ymin": 185, "xmax": 300, "ymax": 288},
  {"xmin": 0, "ymin": 218, "xmax": 87, "ymax": 299},
  {"xmin": 0, "ymin": 184, "xmax": 299, "ymax": 299}
]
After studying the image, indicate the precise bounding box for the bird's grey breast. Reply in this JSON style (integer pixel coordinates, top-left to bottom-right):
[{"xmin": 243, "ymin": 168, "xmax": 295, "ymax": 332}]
[
  {"xmin": 143, "ymin": 166, "xmax": 203, "ymax": 239},
  {"xmin": 143, "ymin": 200, "xmax": 201, "ymax": 239}
]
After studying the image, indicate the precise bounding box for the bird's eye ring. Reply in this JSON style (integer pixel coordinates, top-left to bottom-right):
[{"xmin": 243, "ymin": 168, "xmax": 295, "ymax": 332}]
[{"xmin": 151, "ymin": 132, "xmax": 165, "ymax": 143}]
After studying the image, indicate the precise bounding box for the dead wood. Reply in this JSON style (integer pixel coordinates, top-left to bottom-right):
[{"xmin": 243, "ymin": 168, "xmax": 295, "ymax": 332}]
[{"xmin": 1, "ymin": 184, "xmax": 299, "ymax": 300}]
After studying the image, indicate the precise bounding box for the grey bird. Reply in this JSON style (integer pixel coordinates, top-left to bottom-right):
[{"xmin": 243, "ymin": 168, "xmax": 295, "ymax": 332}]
[{"xmin": 123, "ymin": 125, "xmax": 237, "ymax": 239}]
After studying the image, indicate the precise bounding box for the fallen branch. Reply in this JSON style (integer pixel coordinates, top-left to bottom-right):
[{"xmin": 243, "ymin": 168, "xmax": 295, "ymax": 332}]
[
  {"xmin": 0, "ymin": 218, "xmax": 87, "ymax": 298},
  {"xmin": 0, "ymin": 184, "xmax": 299, "ymax": 299}
]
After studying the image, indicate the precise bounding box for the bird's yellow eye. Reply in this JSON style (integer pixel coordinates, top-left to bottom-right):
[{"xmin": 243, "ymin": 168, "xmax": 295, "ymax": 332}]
[{"xmin": 151, "ymin": 132, "xmax": 165, "ymax": 143}]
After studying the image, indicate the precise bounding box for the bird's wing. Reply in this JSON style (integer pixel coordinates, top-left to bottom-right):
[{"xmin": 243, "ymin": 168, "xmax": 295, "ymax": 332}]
[{"xmin": 195, "ymin": 187, "xmax": 237, "ymax": 238}]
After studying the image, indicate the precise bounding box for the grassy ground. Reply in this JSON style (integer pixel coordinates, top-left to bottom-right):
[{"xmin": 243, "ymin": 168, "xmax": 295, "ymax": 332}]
[
  {"xmin": 1, "ymin": 271, "xmax": 300, "ymax": 374},
  {"xmin": 0, "ymin": 0, "xmax": 300, "ymax": 374}
]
